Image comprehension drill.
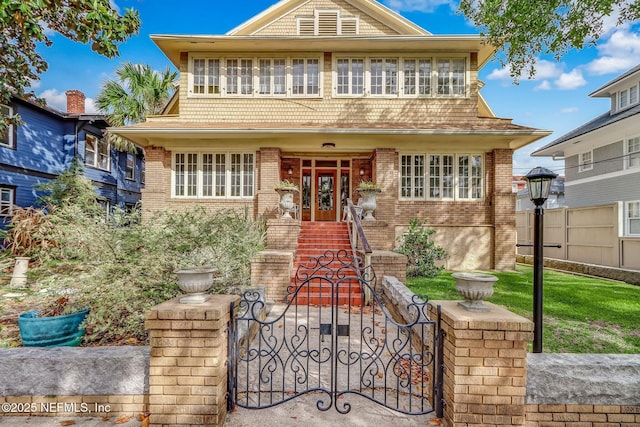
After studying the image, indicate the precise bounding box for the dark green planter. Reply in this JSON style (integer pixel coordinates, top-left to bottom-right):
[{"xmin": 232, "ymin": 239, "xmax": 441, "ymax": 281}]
[{"xmin": 18, "ymin": 308, "xmax": 90, "ymax": 347}]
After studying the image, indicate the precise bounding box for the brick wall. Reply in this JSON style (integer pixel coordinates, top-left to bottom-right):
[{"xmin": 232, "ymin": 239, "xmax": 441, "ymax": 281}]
[
  {"xmin": 525, "ymin": 404, "xmax": 640, "ymax": 426},
  {"xmin": 250, "ymin": 250, "xmax": 295, "ymax": 302},
  {"xmin": 145, "ymin": 296, "xmax": 238, "ymax": 426}
]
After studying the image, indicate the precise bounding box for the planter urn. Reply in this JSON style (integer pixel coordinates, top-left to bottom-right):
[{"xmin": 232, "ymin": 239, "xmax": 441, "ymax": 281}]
[
  {"xmin": 357, "ymin": 188, "xmax": 381, "ymax": 221},
  {"xmin": 275, "ymin": 188, "xmax": 298, "ymax": 219},
  {"xmin": 175, "ymin": 268, "xmax": 217, "ymax": 304},
  {"xmin": 452, "ymin": 272, "xmax": 498, "ymax": 312}
]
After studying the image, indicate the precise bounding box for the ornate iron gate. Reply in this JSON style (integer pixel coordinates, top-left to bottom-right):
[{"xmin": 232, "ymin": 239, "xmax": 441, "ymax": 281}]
[{"xmin": 228, "ymin": 250, "xmax": 443, "ymax": 416}]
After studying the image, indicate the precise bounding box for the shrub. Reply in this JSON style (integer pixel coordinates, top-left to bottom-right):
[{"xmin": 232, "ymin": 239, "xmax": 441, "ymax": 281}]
[{"xmin": 395, "ymin": 218, "xmax": 447, "ymax": 278}]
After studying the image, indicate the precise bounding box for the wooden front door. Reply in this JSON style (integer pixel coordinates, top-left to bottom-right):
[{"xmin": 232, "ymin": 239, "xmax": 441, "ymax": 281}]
[{"xmin": 314, "ymin": 170, "xmax": 337, "ymax": 221}]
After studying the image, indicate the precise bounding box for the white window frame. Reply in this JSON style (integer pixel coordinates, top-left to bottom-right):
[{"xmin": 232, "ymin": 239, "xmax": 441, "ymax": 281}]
[
  {"xmin": 332, "ymin": 56, "xmax": 467, "ymax": 98},
  {"xmin": 172, "ymin": 152, "xmax": 255, "ymax": 199},
  {"xmin": 0, "ymin": 186, "xmax": 14, "ymax": 218},
  {"xmin": 1, "ymin": 104, "xmax": 15, "ymax": 148},
  {"xmin": 336, "ymin": 58, "xmax": 364, "ymax": 96},
  {"xmin": 84, "ymin": 134, "xmax": 110, "ymax": 171},
  {"xmin": 626, "ymin": 201, "xmax": 640, "ymax": 236},
  {"xmin": 291, "ymin": 58, "xmax": 320, "ymax": 97},
  {"xmin": 188, "ymin": 55, "xmax": 323, "ymax": 98},
  {"xmin": 625, "ymin": 136, "xmax": 640, "ymax": 169},
  {"xmin": 578, "ymin": 150, "xmax": 593, "ymax": 172},
  {"xmin": 617, "ymin": 82, "xmax": 639, "ymax": 112},
  {"xmin": 399, "ymin": 153, "xmax": 483, "ymax": 201},
  {"xmin": 125, "ymin": 153, "xmax": 135, "ymax": 181}
]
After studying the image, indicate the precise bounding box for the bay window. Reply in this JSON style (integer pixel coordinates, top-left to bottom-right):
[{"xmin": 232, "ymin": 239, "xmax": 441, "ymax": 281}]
[{"xmin": 173, "ymin": 152, "xmax": 254, "ymax": 198}]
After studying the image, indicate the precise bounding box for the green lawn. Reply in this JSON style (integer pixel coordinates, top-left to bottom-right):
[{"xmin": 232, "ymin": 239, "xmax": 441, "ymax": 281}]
[{"xmin": 406, "ymin": 265, "xmax": 640, "ymax": 354}]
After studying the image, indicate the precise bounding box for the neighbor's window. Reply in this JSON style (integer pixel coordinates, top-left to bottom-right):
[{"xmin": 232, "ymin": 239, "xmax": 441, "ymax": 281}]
[
  {"xmin": 627, "ymin": 201, "xmax": 640, "ymax": 235},
  {"xmin": 401, "ymin": 154, "xmax": 481, "ymax": 200},
  {"xmin": 84, "ymin": 134, "xmax": 110, "ymax": 171},
  {"xmin": 1, "ymin": 104, "xmax": 14, "ymax": 148},
  {"xmin": 627, "ymin": 136, "xmax": 640, "ymax": 169},
  {"xmin": 578, "ymin": 150, "xmax": 593, "ymax": 172},
  {"xmin": 0, "ymin": 186, "xmax": 14, "ymax": 218},
  {"xmin": 126, "ymin": 153, "xmax": 135, "ymax": 180},
  {"xmin": 173, "ymin": 152, "xmax": 254, "ymax": 198}
]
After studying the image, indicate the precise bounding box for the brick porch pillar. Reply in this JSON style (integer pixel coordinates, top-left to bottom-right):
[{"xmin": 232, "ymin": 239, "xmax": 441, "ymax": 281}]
[
  {"xmin": 145, "ymin": 295, "xmax": 238, "ymax": 426},
  {"xmin": 429, "ymin": 300, "xmax": 533, "ymax": 426},
  {"xmin": 256, "ymin": 147, "xmax": 281, "ymax": 218},
  {"xmin": 492, "ymin": 148, "xmax": 516, "ymax": 270}
]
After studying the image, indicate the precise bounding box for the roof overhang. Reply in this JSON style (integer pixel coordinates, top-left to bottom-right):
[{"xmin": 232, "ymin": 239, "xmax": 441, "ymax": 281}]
[
  {"xmin": 151, "ymin": 35, "xmax": 495, "ymax": 69},
  {"xmin": 109, "ymin": 125, "xmax": 549, "ymax": 152}
]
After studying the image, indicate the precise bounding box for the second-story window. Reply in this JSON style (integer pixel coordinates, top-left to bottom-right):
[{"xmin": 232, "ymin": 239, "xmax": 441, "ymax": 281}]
[
  {"xmin": 1, "ymin": 104, "xmax": 14, "ymax": 148},
  {"xmin": 404, "ymin": 59, "xmax": 431, "ymax": 95},
  {"xmin": 292, "ymin": 58, "xmax": 320, "ymax": 96},
  {"xmin": 85, "ymin": 134, "xmax": 110, "ymax": 171},
  {"xmin": 627, "ymin": 136, "xmax": 640, "ymax": 169},
  {"xmin": 337, "ymin": 58, "xmax": 364, "ymax": 95},
  {"xmin": 259, "ymin": 59, "xmax": 286, "ymax": 95},
  {"xmin": 578, "ymin": 150, "xmax": 593, "ymax": 172},
  {"xmin": 126, "ymin": 153, "xmax": 135, "ymax": 180},
  {"xmin": 0, "ymin": 186, "xmax": 14, "ymax": 218},
  {"xmin": 370, "ymin": 58, "xmax": 398, "ymax": 95},
  {"xmin": 437, "ymin": 58, "xmax": 465, "ymax": 95}
]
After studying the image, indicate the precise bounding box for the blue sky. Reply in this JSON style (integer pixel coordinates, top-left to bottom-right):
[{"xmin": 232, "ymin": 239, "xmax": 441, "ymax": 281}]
[{"xmin": 30, "ymin": 0, "xmax": 640, "ymax": 175}]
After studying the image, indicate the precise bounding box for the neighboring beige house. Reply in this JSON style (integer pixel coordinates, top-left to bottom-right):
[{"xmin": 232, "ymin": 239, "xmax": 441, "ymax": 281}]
[{"xmin": 112, "ymin": 0, "xmax": 549, "ymax": 271}]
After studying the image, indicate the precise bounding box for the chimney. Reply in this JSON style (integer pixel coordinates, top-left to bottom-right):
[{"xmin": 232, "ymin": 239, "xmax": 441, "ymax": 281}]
[{"xmin": 65, "ymin": 90, "xmax": 85, "ymax": 114}]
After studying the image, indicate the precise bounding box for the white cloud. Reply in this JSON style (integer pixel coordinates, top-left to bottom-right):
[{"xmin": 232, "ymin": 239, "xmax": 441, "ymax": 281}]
[
  {"xmin": 38, "ymin": 89, "xmax": 67, "ymax": 112},
  {"xmin": 383, "ymin": 0, "xmax": 452, "ymax": 12},
  {"xmin": 555, "ymin": 69, "xmax": 587, "ymax": 90},
  {"xmin": 486, "ymin": 66, "xmax": 511, "ymax": 80},
  {"xmin": 534, "ymin": 80, "xmax": 551, "ymax": 91},
  {"xmin": 486, "ymin": 58, "xmax": 564, "ymax": 81},
  {"xmin": 586, "ymin": 29, "xmax": 640, "ymax": 75},
  {"xmin": 27, "ymin": 79, "xmax": 41, "ymax": 90},
  {"xmin": 561, "ymin": 107, "xmax": 579, "ymax": 113},
  {"xmin": 85, "ymin": 98, "xmax": 99, "ymax": 114}
]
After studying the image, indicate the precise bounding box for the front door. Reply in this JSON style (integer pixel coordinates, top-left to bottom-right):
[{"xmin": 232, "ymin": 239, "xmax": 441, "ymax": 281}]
[{"xmin": 315, "ymin": 169, "xmax": 336, "ymax": 221}]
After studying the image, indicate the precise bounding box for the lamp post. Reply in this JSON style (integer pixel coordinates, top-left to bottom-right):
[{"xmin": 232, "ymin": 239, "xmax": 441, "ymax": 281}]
[{"xmin": 524, "ymin": 166, "xmax": 558, "ymax": 353}]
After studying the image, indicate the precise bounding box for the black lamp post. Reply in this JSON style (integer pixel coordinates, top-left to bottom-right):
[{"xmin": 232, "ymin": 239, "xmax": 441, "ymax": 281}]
[{"xmin": 524, "ymin": 166, "xmax": 558, "ymax": 353}]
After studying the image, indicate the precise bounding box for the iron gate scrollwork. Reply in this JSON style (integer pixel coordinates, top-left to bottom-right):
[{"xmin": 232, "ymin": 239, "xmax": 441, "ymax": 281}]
[{"xmin": 228, "ymin": 249, "xmax": 443, "ymax": 416}]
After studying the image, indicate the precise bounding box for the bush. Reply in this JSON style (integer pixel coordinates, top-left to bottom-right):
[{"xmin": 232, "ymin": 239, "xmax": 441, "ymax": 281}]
[{"xmin": 395, "ymin": 218, "xmax": 447, "ymax": 278}]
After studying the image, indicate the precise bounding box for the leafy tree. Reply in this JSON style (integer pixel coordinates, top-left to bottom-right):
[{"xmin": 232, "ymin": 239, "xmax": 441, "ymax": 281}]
[
  {"xmin": 459, "ymin": 0, "xmax": 640, "ymax": 80},
  {"xmin": 0, "ymin": 0, "xmax": 140, "ymax": 131},
  {"xmin": 95, "ymin": 62, "xmax": 177, "ymax": 151}
]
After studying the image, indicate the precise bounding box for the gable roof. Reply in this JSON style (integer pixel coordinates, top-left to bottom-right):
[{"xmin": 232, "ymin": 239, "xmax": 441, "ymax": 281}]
[
  {"xmin": 590, "ymin": 64, "xmax": 640, "ymax": 97},
  {"xmin": 227, "ymin": 0, "xmax": 429, "ymax": 36}
]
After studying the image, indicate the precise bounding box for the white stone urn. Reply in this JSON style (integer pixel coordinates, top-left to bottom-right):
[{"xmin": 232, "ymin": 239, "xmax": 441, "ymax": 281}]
[
  {"xmin": 174, "ymin": 268, "xmax": 217, "ymax": 304},
  {"xmin": 357, "ymin": 188, "xmax": 381, "ymax": 221},
  {"xmin": 452, "ymin": 272, "xmax": 498, "ymax": 312},
  {"xmin": 275, "ymin": 187, "xmax": 299, "ymax": 219}
]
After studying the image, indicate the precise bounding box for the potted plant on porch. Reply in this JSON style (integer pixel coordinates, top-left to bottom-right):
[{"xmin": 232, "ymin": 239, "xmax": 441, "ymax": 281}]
[
  {"xmin": 356, "ymin": 181, "xmax": 382, "ymax": 221},
  {"xmin": 274, "ymin": 180, "xmax": 299, "ymax": 219}
]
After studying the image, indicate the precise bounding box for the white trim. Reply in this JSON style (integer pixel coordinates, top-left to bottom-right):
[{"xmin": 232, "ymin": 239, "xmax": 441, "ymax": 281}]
[
  {"xmin": 625, "ymin": 200, "xmax": 640, "ymax": 236},
  {"xmin": 565, "ymin": 167, "xmax": 640, "ymax": 186},
  {"xmin": 84, "ymin": 133, "xmax": 111, "ymax": 172},
  {"xmin": 625, "ymin": 135, "xmax": 640, "ymax": 170},
  {"xmin": 0, "ymin": 104, "xmax": 14, "ymax": 148},
  {"xmin": 0, "ymin": 186, "xmax": 14, "ymax": 217}
]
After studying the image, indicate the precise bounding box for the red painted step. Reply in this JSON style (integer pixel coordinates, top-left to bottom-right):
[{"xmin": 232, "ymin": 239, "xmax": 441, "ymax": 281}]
[{"xmin": 289, "ymin": 222, "xmax": 364, "ymax": 306}]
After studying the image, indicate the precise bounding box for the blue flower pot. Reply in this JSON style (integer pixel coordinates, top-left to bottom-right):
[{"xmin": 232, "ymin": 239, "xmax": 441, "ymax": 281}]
[{"xmin": 18, "ymin": 308, "xmax": 90, "ymax": 347}]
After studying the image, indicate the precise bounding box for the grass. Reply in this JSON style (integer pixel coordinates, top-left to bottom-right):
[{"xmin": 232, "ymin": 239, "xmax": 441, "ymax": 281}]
[{"xmin": 407, "ymin": 265, "xmax": 640, "ymax": 354}]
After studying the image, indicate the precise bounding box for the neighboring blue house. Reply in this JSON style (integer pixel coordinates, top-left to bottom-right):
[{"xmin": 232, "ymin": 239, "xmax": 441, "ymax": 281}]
[{"xmin": 0, "ymin": 90, "xmax": 144, "ymax": 228}]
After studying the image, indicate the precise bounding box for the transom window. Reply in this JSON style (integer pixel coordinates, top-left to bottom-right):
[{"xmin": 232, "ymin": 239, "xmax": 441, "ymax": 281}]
[
  {"xmin": 1, "ymin": 104, "xmax": 14, "ymax": 148},
  {"xmin": 84, "ymin": 134, "xmax": 110, "ymax": 171},
  {"xmin": 627, "ymin": 201, "xmax": 640, "ymax": 236},
  {"xmin": 626, "ymin": 136, "xmax": 640, "ymax": 169},
  {"xmin": 189, "ymin": 56, "xmax": 323, "ymax": 98},
  {"xmin": 173, "ymin": 152, "xmax": 254, "ymax": 198},
  {"xmin": 333, "ymin": 56, "xmax": 466, "ymax": 98},
  {"xmin": 0, "ymin": 186, "xmax": 14, "ymax": 218},
  {"xmin": 578, "ymin": 150, "xmax": 593, "ymax": 172},
  {"xmin": 400, "ymin": 154, "xmax": 482, "ymax": 200}
]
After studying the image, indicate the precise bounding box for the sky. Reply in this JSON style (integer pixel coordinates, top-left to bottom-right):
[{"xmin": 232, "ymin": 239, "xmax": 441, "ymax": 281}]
[{"xmin": 29, "ymin": 0, "xmax": 640, "ymax": 176}]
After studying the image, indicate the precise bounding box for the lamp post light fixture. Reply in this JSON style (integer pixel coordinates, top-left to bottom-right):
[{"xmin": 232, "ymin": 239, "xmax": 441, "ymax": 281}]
[{"xmin": 524, "ymin": 166, "xmax": 558, "ymax": 353}]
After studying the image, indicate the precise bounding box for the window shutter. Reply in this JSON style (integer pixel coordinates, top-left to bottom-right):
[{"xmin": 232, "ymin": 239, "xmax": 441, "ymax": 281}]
[
  {"xmin": 298, "ymin": 18, "xmax": 314, "ymax": 36},
  {"xmin": 340, "ymin": 18, "xmax": 358, "ymax": 35},
  {"xmin": 317, "ymin": 12, "xmax": 338, "ymax": 36}
]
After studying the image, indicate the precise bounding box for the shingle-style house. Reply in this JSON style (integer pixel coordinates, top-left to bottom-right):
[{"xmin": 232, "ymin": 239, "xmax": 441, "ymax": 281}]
[
  {"xmin": 533, "ymin": 64, "xmax": 640, "ymax": 237},
  {"xmin": 0, "ymin": 90, "xmax": 145, "ymax": 228},
  {"xmin": 112, "ymin": 0, "xmax": 549, "ymax": 270}
]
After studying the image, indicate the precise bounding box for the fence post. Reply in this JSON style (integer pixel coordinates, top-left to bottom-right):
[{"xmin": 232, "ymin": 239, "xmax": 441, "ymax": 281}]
[
  {"xmin": 145, "ymin": 295, "xmax": 239, "ymax": 427},
  {"xmin": 429, "ymin": 301, "xmax": 533, "ymax": 426}
]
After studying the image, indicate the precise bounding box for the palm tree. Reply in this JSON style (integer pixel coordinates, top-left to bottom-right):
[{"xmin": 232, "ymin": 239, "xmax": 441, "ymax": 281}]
[{"xmin": 96, "ymin": 62, "xmax": 177, "ymax": 151}]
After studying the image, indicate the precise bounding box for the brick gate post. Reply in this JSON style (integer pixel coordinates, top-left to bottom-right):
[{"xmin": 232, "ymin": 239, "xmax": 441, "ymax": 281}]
[
  {"xmin": 430, "ymin": 301, "xmax": 533, "ymax": 426},
  {"xmin": 145, "ymin": 295, "xmax": 239, "ymax": 427}
]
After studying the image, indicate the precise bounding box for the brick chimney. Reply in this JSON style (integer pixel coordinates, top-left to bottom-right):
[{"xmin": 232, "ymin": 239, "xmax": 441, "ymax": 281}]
[{"xmin": 65, "ymin": 90, "xmax": 85, "ymax": 114}]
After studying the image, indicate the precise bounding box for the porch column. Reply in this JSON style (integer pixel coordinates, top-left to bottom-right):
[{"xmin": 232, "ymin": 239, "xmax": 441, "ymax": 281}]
[
  {"xmin": 492, "ymin": 148, "xmax": 517, "ymax": 270},
  {"xmin": 256, "ymin": 147, "xmax": 281, "ymax": 218},
  {"xmin": 141, "ymin": 146, "xmax": 171, "ymax": 221}
]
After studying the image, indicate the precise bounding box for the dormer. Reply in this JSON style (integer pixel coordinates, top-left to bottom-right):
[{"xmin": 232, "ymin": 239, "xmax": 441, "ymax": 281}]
[{"xmin": 590, "ymin": 64, "xmax": 640, "ymax": 115}]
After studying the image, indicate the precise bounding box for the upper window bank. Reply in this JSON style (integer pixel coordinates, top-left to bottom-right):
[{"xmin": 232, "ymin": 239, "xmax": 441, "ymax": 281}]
[{"xmin": 188, "ymin": 55, "xmax": 468, "ymax": 99}]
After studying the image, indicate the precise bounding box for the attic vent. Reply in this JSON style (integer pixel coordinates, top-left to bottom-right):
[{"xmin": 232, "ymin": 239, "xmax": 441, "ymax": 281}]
[
  {"xmin": 318, "ymin": 12, "xmax": 338, "ymax": 35},
  {"xmin": 296, "ymin": 9, "xmax": 359, "ymax": 36}
]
